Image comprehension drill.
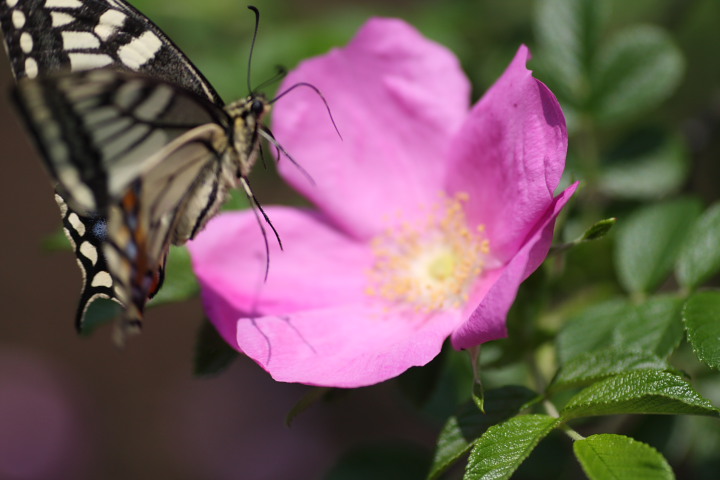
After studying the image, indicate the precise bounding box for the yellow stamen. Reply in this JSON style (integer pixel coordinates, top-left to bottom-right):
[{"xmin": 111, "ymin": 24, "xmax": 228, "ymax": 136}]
[{"xmin": 366, "ymin": 192, "xmax": 492, "ymax": 312}]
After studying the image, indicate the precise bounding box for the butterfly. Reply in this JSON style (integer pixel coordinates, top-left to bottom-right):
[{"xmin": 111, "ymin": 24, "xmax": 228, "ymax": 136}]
[{"xmin": 0, "ymin": 0, "xmax": 293, "ymax": 343}]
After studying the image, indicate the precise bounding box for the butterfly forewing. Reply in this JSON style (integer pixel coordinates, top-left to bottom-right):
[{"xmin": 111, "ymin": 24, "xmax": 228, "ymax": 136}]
[
  {"xmin": 0, "ymin": 0, "xmax": 222, "ymax": 103},
  {"xmin": 13, "ymin": 69, "xmax": 229, "ymax": 213}
]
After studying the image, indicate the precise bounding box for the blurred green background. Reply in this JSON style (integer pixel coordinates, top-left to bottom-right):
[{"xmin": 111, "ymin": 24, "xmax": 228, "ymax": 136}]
[{"xmin": 1, "ymin": 0, "xmax": 719, "ymax": 478}]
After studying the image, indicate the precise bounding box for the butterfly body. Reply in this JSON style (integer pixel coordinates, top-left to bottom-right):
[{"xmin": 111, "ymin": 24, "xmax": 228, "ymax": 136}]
[{"xmin": 1, "ymin": 0, "xmax": 275, "ymax": 340}]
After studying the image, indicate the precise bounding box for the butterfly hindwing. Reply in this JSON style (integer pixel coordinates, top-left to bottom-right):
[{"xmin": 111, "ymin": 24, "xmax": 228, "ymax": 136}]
[
  {"xmin": 54, "ymin": 193, "xmax": 120, "ymax": 329},
  {"xmin": 102, "ymin": 124, "xmax": 230, "ymax": 337}
]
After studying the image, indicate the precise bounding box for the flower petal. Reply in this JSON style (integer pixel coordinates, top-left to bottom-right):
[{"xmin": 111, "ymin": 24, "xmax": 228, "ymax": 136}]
[
  {"xmin": 188, "ymin": 208, "xmax": 372, "ymax": 315},
  {"xmin": 273, "ymin": 18, "xmax": 471, "ymax": 240},
  {"xmin": 445, "ymin": 45, "xmax": 568, "ymax": 262},
  {"xmin": 206, "ymin": 299, "xmax": 460, "ymax": 387},
  {"xmin": 451, "ymin": 183, "xmax": 578, "ymax": 349}
]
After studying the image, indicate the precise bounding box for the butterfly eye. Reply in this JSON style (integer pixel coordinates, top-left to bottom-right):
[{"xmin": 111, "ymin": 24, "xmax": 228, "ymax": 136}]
[{"xmin": 251, "ymin": 99, "xmax": 265, "ymax": 116}]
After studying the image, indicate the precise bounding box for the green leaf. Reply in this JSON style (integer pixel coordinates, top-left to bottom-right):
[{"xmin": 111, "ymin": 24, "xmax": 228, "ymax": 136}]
[
  {"xmin": 614, "ymin": 198, "xmax": 702, "ymax": 294},
  {"xmin": 552, "ymin": 349, "xmax": 669, "ymax": 390},
  {"xmin": 42, "ymin": 228, "xmax": 71, "ymax": 251},
  {"xmin": 428, "ymin": 386, "xmax": 538, "ymax": 480},
  {"xmin": 558, "ymin": 296, "xmax": 684, "ymax": 365},
  {"xmin": 148, "ymin": 246, "xmax": 200, "ymax": 306},
  {"xmin": 574, "ymin": 434, "xmax": 674, "ymax": 480},
  {"xmin": 682, "ymin": 291, "xmax": 720, "ymax": 370},
  {"xmin": 79, "ymin": 246, "xmax": 200, "ymax": 336},
  {"xmin": 286, "ymin": 387, "xmax": 333, "ymax": 427},
  {"xmin": 676, "ymin": 203, "xmax": 720, "ymax": 289},
  {"xmin": 581, "ymin": 218, "xmax": 617, "ymax": 242},
  {"xmin": 533, "ymin": 0, "xmax": 608, "ymax": 102},
  {"xmin": 553, "ymin": 218, "xmax": 618, "ymax": 254},
  {"xmin": 79, "ymin": 297, "xmax": 122, "ymax": 336},
  {"xmin": 613, "ymin": 295, "xmax": 684, "ymax": 359},
  {"xmin": 557, "ymin": 298, "xmax": 628, "ymax": 364},
  {"xmin": 592, "ymin": 25, "xmax": 684, "ymax": 123},
  {"xmin": 220, "ymin": 187, "xmax": 250, "ymax": 211},
  {"xmin": 193, "ymin": 319, "xmax": 238, "ymax": 376},
  {"xmin": 561, "ymin": 369, "xmax": 720, "ymax": 421},
  {"xmin": 326, "ymin": 442, "xmax": 430, "ymax": 480},
  {"xmin": 397, "ymin": 351, "xmax": 446, "ymax": 408},
  {"xmin": 472, "ymin": 380, "xmax": 485, "ymax": 413},
  {"xmin": 464, "ymin": 415, "xmax": 559, "ymax": 480},
  {"xmin": 598, "ymin": 128, "xmax": 689, "ymax": 200}
]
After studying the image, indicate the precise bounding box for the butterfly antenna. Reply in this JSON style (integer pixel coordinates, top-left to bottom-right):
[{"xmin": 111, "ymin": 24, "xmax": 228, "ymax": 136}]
[
  {"xmin": 260, "ymin": 127, "xmax": 315, "ymax": 186},
  {"xmin": 271, "ymin": 82, "xmax": 342, "ymax": 140},
  {"xmin": 246, "ymin": 6, "xmax": 261, "ymax": 93}
]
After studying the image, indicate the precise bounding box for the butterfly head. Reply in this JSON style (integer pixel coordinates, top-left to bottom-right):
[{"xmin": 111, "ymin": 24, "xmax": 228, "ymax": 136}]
[{"xmin": 226, "ymin": 93, "xmax": 271, "ymax": 177}]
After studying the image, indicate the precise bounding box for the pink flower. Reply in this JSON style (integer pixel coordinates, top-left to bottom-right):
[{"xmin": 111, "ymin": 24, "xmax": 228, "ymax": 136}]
[{"xmin": 188, "ymin": 18, "xmax": 576, "ymax": 387}]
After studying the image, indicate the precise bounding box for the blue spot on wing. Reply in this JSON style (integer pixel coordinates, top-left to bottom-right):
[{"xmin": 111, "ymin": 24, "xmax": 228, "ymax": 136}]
[{"xmin": 91, "ymin": 217, "xmax": 107, "ymax": 241}]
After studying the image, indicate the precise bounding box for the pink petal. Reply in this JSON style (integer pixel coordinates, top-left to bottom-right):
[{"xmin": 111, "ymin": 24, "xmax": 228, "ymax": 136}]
[
  {"xmin": 451, "ymin": 183, "xmax": 578, "ymax": 349},
  {"xmin": 272, "ymin": 18, "xmax": 471, "ymax": 240},
  {"xmin": 208, "ymin": 301, "xmax": 461, "ymax": 387},
  {"xmin": 188, "ymin": 208, "xmax": 372, "ymax": 315},
  {"xmin": 445, "ymin": 45, "xmax": 568, "ymax": 263}
]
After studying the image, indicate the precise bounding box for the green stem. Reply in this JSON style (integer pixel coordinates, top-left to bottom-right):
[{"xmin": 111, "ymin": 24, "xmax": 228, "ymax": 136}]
[
  {"xmin": 469, "ymin": 346, "xmax": 485, "ymax": 413},
  {"xmin": 527, "ymin": 348, "xmax": 584, "ymax": 441},
  {"xmin": 527, "ymin": 350, "xmax": 548, "ymax": 393},
  {"xmin": 561, "ymin": 424, "xmax": 585, "ymax": 441}
]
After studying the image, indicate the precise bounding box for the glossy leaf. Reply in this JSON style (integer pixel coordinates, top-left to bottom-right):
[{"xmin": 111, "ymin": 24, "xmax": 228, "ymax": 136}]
[
  {"xmin": 428, "ymin": 386, "xmax": 537, "ymax": 480},
  {"xmin": 552, "ymin": 348, "xmax": 669, "ymax": 390},
  {"xmin": 683, "ymin": 291, "xmax": 720, "ymax": 370},
  {"xmin": 464, "ymin": 415, "xmax": 559, "ymax": 480},
  {"xmin": 561, "ymin": 369, "xmax": 720, "ymax": 421},
  {"xmin": 613, "ymin": 295, "xmax": 684, "ymax": 359},
  {"xmin": 574, "ymin": 434, "xmax": 674, "ymax": 480}
]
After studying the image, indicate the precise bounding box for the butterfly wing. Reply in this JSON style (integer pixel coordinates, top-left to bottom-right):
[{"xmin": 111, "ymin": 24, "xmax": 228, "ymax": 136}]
[
  {"xmin": 13, "ymin": 69, "xmax": 228, "ymax": 210},
  {"xmin": 53, "ymin": 193, "xmax": 119, "ymax": 330},
  {"xmin": 13, "ymin": 69, "xmax": 232, "ymax": 334},
  {"xmin": 102, "ymin": 124, "xmax": 229, "ymax": 340},
  {"xmin": 0, "ymin": 0, "xmax": 223, "ymax": 103},
  {"xmin": 0, "ymin": 0, "xmax": 225, "ymax": 331}
]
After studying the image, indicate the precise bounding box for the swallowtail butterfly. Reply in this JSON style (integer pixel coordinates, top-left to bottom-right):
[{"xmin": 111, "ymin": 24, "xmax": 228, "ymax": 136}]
[{"xmin": 0, "ymin": 0, "xmax": 290, "ymax": 342}]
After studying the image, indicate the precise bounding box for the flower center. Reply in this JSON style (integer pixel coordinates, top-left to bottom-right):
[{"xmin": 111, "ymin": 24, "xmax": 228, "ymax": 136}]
[{"xmin": 365, "ymin": 192, "xmax": 491, "ymax": 312}]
